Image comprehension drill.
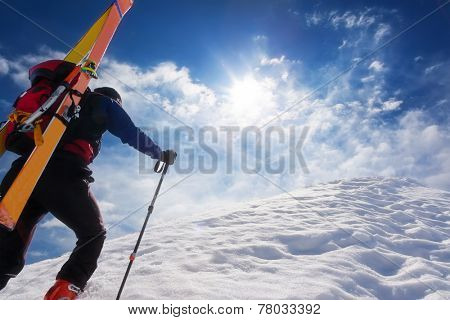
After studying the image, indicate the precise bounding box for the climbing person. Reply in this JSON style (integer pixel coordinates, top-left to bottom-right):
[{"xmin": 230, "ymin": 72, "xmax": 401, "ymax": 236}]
[{"xmin": 0, "ymin": 85, "xmax": 177, "ymax": 299}]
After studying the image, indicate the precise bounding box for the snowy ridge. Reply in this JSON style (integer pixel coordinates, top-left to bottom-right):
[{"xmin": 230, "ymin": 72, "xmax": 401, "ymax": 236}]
[{"xmin": 1, "ymin": 177, "xmax": 449, "ymax": 299}]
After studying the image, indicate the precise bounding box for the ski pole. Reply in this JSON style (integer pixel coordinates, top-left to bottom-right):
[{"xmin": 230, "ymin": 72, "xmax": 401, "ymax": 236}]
[{"xmin": 116, "ymin": 160, "xmax": 170, "ymax": 300}]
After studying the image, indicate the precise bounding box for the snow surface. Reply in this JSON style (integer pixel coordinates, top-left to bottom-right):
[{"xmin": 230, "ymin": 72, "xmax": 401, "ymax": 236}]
[{"xmin": 1, "ymin": 177, "xmax": 449, "ymax": 300}]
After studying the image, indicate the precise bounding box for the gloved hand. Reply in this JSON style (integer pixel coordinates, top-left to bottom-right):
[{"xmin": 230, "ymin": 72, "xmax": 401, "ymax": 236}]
[{"xmin": 160, "ymin": 149, "xmax": 177, "ymax": 165}]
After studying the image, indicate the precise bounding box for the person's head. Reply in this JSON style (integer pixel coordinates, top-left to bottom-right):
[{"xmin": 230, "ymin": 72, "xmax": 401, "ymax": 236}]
[{"xmin": 93, "ymin": 87, "xmax": 122, "ymax": 106}]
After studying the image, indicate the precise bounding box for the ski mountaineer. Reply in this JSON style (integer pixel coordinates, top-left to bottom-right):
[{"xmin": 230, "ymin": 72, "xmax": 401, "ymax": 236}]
[{"xmin": 0, "ymin": 87, "xmax": 177, "ymax": 299}]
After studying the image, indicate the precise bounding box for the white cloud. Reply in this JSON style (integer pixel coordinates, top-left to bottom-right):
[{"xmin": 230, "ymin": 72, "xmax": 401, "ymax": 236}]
[
  {"xmin": 361, "ymin": 75, "xmax": 375, "ymax": 83},
  {"xmin": 305, "ymin": 12, "xmax": 323, "ymax": 27},
  {"xmin": 382, "ymin": 98, "xmax": 403, "ymax": 111},
  {"xmin": 338, "ymin": 40, "xmax": 348, "ymax": 50},
  {"xmin": 41, "ymin": 218, "xmax": 65, "ymax": 229},
  {"xmin": 369, "ymin": 60, "xmax": 384, "ymax": 72},
  {"xmin": 302, "ymin": 107, "xmax": 450, "ymax": 190},
  {"xmin": 330, "ymin": 10, "xmax": 376, "ymax": 29},
  {"xmin": 28, "ymin": 251, "xmax": 48, "ymax": 258},
  {"xmin": 253, "ymin": 35, "xmax": 267, "ymax": 42},
  {"xmin": 93, "ymin": 59, "xmax": 217, "ymax": 123},
  {"xmin": 0, "ymin": 46, "xmax": 65, "ymax": 88},
  {"xmin": 425, "ymin": 64, "xmax": 442, "ymax": 75},
  {"xmin": 0, "ymin": 56, "xmax": 9, "ymax": 75},
  {"xmin": 309, "ymin": 9, "xmax": 395, "ymax": 52},
  {"xmin": 288, "ymin": 8, "xmax": 300, "ymax": 16},
  {"xmin": 374, "ymin": 23, "xmax": 391, "ymax": 43},
  {"xmin": 260, "ymin": 55, "xmax": 285, "ymax": 66},
  {"xmin": 98, "ymin": 200, "xmax": 116, "ymax": 214},
  {"xmin": 306, "ymin": 10, "xmax": 379, "ymax": 29},
  {"xmin": 414, "ymin": 56, "xmax": 423, "ymax": 63}
]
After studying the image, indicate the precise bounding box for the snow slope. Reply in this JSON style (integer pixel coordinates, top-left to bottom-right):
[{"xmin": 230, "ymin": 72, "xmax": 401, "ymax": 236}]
[{"xmin": 1, "ymin": 177, "xmax": 449, "ymax": 300}]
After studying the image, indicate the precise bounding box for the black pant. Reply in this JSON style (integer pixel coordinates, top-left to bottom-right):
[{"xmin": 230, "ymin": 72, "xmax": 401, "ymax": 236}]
[{"xmin": 0, "ymin": 153, "xmax": 105, "ymax": 290}]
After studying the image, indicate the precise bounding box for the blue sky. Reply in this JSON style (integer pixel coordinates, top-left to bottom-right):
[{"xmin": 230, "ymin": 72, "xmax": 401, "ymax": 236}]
[{"xmin": 0, "ymin": 0, "xmax": 449, "ymax": 263}]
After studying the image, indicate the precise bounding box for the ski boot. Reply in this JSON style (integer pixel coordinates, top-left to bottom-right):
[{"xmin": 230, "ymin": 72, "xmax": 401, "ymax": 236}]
[{"xmin": 44, "ymin": 279, "xmax": 81, "ymax": 300}]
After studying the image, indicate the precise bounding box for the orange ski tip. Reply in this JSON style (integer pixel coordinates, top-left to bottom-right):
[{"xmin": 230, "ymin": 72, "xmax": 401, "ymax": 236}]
[
  {"xmin": 0, "ymin": 203, "xmax": 15, "ymax": 231},
  {"xmin": 116, "ymin": 0, "xmax": 134, "ymax": 15}
]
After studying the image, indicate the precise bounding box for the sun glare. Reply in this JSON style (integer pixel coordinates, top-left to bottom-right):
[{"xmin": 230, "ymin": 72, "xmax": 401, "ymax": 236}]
[
  {"xmin": 226, "ymin": 75, "xmax": 273, "ymax": 123},
  {"xmin": 228, "ymin": 75, "xmax": 263, "ymax": 108}
]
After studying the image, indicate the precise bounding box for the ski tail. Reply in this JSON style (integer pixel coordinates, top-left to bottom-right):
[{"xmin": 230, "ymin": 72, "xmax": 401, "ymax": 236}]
[{"xmin": 0, "ymin": 0, "xmax": 134, "ymax": 231}]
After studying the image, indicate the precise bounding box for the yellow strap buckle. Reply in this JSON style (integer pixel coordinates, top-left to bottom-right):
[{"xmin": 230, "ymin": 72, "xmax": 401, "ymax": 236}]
[{"xmin": 8, "ymin": 110, "xmax": 44, "ymax": 147}]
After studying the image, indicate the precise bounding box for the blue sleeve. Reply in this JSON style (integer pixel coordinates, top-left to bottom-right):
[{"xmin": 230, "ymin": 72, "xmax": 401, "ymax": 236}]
[{"xmin": 105, "ymin": 100, "xmax": 162, "ymax": 160}]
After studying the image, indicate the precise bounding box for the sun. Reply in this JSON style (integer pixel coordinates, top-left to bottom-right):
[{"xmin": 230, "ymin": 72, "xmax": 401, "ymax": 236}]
[
  {"xmin": 229, "ymin": 75, "xmax": 263, "ymax": 107},
  {"xmin": 224, "ymin": 73, "xmax": 277, "ymax": 124},
  {"xmin": 227, "ymin": 74, "xmax": 269, "ymax": 118},
  {"xmin": 228, "ymin": 75, "xmax": 267, "ymax": 110}
]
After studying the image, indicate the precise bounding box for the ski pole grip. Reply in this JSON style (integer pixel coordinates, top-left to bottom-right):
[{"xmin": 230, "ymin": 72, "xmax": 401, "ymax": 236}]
[{"xmin": 154, "ymin": 161, "xmax": 169, "ymax": 174}]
